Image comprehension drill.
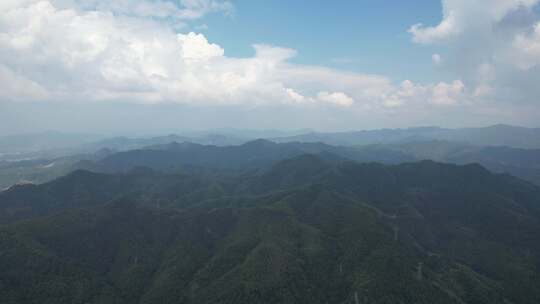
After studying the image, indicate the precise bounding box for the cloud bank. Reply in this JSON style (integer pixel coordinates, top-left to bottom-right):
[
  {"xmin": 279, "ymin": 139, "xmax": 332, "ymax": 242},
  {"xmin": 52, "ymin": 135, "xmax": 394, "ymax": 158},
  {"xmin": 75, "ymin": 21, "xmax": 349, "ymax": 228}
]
[
  {"xmin": 0, "ymin": 0, "xmax": 469, "ymax": 111},
  {"xmin": 409, "ymin": 0, "xmax": 540, "ymax": 106},
  {"xmin": 0, "ymin": 0, "xmax": 539, "ymax": 131}
]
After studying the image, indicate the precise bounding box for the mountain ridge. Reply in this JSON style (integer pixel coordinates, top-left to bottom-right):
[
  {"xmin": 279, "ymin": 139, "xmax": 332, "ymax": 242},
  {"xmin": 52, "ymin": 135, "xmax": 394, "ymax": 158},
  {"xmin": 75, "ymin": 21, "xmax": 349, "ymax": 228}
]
[{"xmin": 1, "ymin": 154, "xmax": 540, "ymax": 303}]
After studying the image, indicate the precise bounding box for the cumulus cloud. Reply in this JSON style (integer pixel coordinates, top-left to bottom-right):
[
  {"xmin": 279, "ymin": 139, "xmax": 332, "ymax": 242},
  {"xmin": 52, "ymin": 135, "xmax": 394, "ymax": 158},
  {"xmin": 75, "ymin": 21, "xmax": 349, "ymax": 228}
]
[
  {"xmin": 283, "ymin": 89, "xmax": 355, "ymax": 107},
  {"xmin": 431, "ymin": 80, "xmax": 465, "ymax": 105},
  {"xmin": 410, "ymin": 0, "xmax": 540, "ymax": 112},
  {"xmin": 409, "ymin": 0, "xmax": 540, "ymax": 75},
  {"xmin": 512, "ymin": 22, "xmax": 540, "ymax": 69},
  {"xmin": 285, "ymin": 88, "xmax": 307, "ymax": 104},
  {"xmin": 0, "ymin": 1, "xmax": 256, "ymax": 104},
  {"xmin": 381, "ymin": 79, "xmax": 467, "ymax": 108},
  {"xmin": 316, "ymin": 91, "xmax": 354, "ymax": 107},
  {"xmin": 0, "ymin": 1, "xmax": 413, "ymax": 107},
  {"xmin": 409, "ymin": 0, "xmax": 540, "ymax": 44},
  {"xmin": 178, "ymin": 32, "xmax": 224, "ymax": 60},
  {"xmin": 409, "ymin": 11, "xmax": 460, "ymax": 44},
  {"xmin": 0, "ymin": 0, "xmax": 480, "ymax": 116}
]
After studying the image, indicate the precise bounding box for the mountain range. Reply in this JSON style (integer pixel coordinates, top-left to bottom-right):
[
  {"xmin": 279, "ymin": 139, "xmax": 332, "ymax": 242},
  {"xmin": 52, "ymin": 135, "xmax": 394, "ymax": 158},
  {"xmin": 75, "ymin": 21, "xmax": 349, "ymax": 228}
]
[
  {"xmin": 2, "ymin": 135, "xmax": 540, "ymax": 190},
  {"xmin": 271, "ymin": 124, "xmax": 540, "ymax": 149},
  {"xmin": 2, "ymin": 125, "xmax": 540, "ymax": 158},
  {"xmin": 1, "ymin": 154, "xmax": 539, "ymax": 303},
  {"xmin": 79, "ymin": 139, "xmax": 540, "ymax": 186}
]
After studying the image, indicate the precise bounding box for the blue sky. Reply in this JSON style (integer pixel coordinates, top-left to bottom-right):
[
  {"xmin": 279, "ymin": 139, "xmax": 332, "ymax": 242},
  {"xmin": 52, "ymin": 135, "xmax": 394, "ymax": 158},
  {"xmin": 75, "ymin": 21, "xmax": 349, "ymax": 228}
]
[
  {"xmin": 1, "ymin": 0, "xmax": 540, "ymax": 134},
  {"xmin": 196, "ymin": 0, "xmax": 443, "ymax": 81}
]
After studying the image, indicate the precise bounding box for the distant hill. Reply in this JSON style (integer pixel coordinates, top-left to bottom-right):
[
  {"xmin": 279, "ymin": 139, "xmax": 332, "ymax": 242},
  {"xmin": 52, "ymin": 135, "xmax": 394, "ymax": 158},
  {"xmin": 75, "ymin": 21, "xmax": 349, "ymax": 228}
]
[
  {"xmin": 0, "ymin": 129, "xmax": 308, "ymax": 157},
  {"xmin": 272, "ymin": 124, "xmax": 540, "ymax": 149},
  {"xmin": 3, "ymin": 124, "xmax": 538, "ymax": 158},
  {"xmin": 381, "ymin": 140, "xmax": 540, "ymax": 186},
  {"xmin": 80, "ymin": 133, "xmax": 248, "ymax": 152},
  {"xmin": 80, "ymin": 139, "xmax": 413, "ymax": 173},
  {"xmin": 0, "ymin": 132, "xmax": 249, "ymax": 160},
  {"xmin": 1, "ymin": 156, "xmax": 540, "ymax": 303},
  {"xmin": 76, "ymin": 139, "xmax": 540, "ymax": 186},
  {"xmin": 3, "ymin": 136, "xmax": 540, "ymax": 190}
]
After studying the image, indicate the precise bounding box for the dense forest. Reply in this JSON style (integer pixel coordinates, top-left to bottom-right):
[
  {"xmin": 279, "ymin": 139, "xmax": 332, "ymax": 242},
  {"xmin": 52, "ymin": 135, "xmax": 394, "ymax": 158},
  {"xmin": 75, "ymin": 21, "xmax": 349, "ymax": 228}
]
[{"xmin": 1, "ymin": 153, "xmax": 539, "ymax": 303}]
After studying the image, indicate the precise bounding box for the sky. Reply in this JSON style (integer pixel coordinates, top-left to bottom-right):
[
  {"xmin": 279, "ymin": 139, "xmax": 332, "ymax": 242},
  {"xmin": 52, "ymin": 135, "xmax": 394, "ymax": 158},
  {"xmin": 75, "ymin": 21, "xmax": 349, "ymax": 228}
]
[{"xmin": 1, "ymin": 0, "xmax": 540, "ymax": 135}]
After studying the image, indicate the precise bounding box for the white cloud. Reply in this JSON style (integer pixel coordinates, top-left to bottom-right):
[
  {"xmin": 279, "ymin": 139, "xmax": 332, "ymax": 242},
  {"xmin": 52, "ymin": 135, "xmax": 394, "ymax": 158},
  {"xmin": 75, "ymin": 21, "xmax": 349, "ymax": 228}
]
[
  {"xmin": 0, "ymin": 0, "xmax": 538, "ymax": 131},
  {"xmin": 471, "ymin": 63, "xmax": 495, "ymax": 97},
  {"xmin": 0, "ymin": 64, "xmax": 49, "ymax": 100},
  {"xmin": 285, "ymin": 88, "xmax": 307, "ymax": 104},
  {"xmin": 0, "ymin": 0, "xmax": 484, "ymax": 117},
  {"xmin": 431, "ymin": 80, "xmax": 465, "ymax": 105},
  {"xmin": 381, "ymin": 80, "xmax": 420, "ymax": 108},
  {"xmin": 409, "ymin": 0, "xmax": 540, "ymax": 113},
  {"xmin": 409, "ymin": 11, "xmax": 460, "ymax": 44},
  {"xmin": 177, "ymin": 32, "xmax": 224, "ymax": 60},
  {"xmin": 316, "ymin": 91, "xmax": 354, "ymax": 107},
  {"xmin": 381, "ymin": 79, "xmax": 467, "ymax": 108},
  {"xmin": 409, "ymin": 0, "xmax": 540, "ymax": 44},
  {"xmin": 512, "ymin": 22, "xmax": 540, "ymax": 69},
  {"xmin": 0, "ymin": 0, "xmax": 390, "ymax": 108}
]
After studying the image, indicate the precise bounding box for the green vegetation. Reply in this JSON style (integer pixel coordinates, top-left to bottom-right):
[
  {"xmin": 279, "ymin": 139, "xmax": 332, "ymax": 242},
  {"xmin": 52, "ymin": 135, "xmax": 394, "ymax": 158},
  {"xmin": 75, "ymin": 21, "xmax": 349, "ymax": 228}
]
[
  {"xmin": 0, "ymin": 154, "xmax": 539, "ymax": 303},
  {"xmin": 3, "ymin": 137, "xmax": 540, "ymax": 192}
]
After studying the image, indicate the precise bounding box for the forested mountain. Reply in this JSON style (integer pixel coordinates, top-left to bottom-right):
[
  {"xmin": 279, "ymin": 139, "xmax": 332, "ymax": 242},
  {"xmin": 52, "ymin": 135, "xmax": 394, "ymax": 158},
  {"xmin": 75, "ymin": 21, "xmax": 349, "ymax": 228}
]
[
  {"xmin": 378, "ymin": 141, "xmax": 540, "ymax": 186},
  {"xmin": 80, "ymin": 139, "xmax": 413, "ymax": 173},
  {"xmin": 3, "ymin": 137, "xmax": 540, "ymax": 191},
  {"xmin": 77, "ymin": 139, "xmax": 540, "ymax": 186},
  {"xmin": 1, "ymin": 155, "xmax": 539, "ymax": 303}
]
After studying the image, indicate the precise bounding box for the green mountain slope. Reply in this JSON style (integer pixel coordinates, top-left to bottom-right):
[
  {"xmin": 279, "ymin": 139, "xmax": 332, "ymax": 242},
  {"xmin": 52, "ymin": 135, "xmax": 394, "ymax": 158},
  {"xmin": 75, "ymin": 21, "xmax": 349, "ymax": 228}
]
[{"xmin": 1, "ymin": 155, "xmax": 539, "ymax": 303}]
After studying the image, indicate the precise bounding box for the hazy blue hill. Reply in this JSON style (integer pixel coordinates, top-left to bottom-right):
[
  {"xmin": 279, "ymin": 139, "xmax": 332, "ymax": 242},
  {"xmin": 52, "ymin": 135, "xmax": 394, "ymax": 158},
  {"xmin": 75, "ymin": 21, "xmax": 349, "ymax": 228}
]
[
  {"xmin": 380, "ymin": 140, "xmax": 540, "ymax": 186},
  {"xmin": 83, "ymin": 139, "xmax": 412, "ymax": 174},
  {"xmin": 272, "ymin": 125, "xmax": 540, "ymax": 149},
  {"xmin": 447, "ymin": 145, "xmax": 540, "ymax": 167},
  {"xmin": 89, "ymin": 139, "xmax": 299, "ymax": 172},
  {"xmin": 80, "ymin": 133, "xmax": 247, "ymax": 152},
  {"xmin": 2, "ymin": 136, "xmax": 540, "ymax": 193},
  {"xmin": 271, "ymin": 128, "xmax": 440, "ymax": 146},
  {"xmin": 446, "ymin": 146, "xmax": 540, "ymax": 185},
  {"xmin": 3, "ymin": 125, "xmax": 538, "ymax": 190},
  {"xmin": 182, "ymin": 128, "xmax": 312, "ymax": 139},
  {"xmin": 385, "ymin": 140, "xmax": 472, "ymax": 161},
  {"xmin": 0, "ymin": 132, "xmax": 248, "ymax": 162},
  {"xmin": 441, "ymin": 124, "xmax": 540, "ymax": 149}
]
